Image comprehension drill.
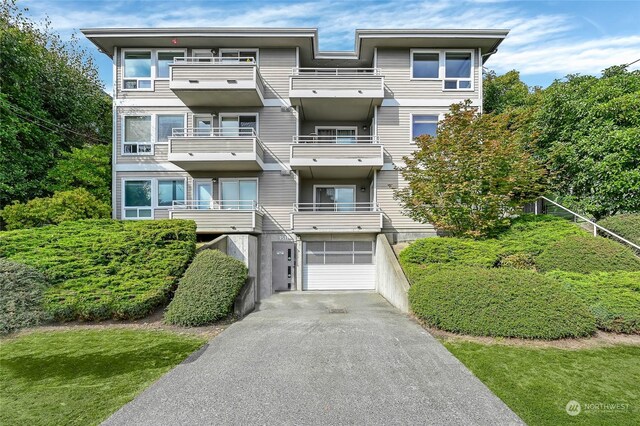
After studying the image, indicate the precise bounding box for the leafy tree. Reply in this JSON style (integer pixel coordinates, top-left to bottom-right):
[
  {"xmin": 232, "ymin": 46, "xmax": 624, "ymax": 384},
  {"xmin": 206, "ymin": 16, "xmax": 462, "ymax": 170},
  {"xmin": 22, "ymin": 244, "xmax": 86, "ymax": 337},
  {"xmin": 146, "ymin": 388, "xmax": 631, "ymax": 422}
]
[
  {"xmin": 0, "ymin": 188, "xmax": 110, "ymax": 230},
  {"xmin": 532, "ymin": 66, "xmax": 640, "ymax": 219},
  {"xmin": 48, "ymin": 144, "xmax": 112, "ymax": 206},
  {"xmin": 396, "ymin": 102, "xmax": 547, "ymax": 238},
  {"xmin": 0, "ymin": 0, "xmax": 111, "ymax": 208},
  {"xmin": 483, "ymin": 69, "xmax": 533, "ymax": 114}
]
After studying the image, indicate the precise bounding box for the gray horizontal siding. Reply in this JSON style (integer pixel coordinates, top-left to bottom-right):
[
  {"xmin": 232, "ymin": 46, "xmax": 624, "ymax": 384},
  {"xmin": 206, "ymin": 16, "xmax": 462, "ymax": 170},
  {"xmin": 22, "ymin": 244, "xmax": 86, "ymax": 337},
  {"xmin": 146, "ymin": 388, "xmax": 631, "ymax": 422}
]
[
  {"xmin": 170, "ymin": 137, "xmax": 256, "ymax": 154},
  {"xmin": 258, "ymin": 48, "xmax": 296, "ymax": 99},
  {"xmin": 171, "ymin": 64, "xmax": 255, "ymax": 82},
  {"xmin": 291, "ymin": 144, "xmax": 382, "ymax": 159},
  {"xmin": 376, "ymin": 170, "xmax": 435, "ymax": 232},
  {"xmin": 259, "ymin": 172, "xmax": 296, "ymax": 232}
]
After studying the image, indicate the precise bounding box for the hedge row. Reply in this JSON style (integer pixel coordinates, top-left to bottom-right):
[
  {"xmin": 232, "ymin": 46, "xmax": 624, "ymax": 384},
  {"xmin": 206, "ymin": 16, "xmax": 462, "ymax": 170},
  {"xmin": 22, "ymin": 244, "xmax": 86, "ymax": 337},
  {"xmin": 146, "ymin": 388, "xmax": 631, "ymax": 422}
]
[
  {"xmin": 598, "ymin": 214, "xmax": 640, "ymax": 246},
  {"xmin": 0, "ymin": 219, "xmax": 196, "ymax": 321},
  {"xmin": 164, "ymin": 250, "xmax": 247, "ymax": 326}
]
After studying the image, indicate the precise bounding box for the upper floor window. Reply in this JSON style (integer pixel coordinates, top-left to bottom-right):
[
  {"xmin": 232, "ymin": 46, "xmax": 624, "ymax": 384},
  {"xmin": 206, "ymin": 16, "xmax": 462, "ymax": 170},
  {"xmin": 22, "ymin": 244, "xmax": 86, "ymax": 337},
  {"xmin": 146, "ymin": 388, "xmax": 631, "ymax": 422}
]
[
  {"xmin": 157, "ymin": 51, "xmax": 185, "ymax": 78},
  {"xmin": 123, "ymin": 116, "xmax": 152, "ymax": 154},
  {"xmin": 157, "ymin": 115, "xmax": 185, "ymax": 142},
  {"xmin": 124, "ymin": 180, "xmax": 152, "ymax": 219},
  {"xmin": 157, "ymin": 179, "xmax": 185, "ymax": 207},
  {"xmin": 220, "ymin": 114, "xmax": 258, "ymax": 136},
  {"xmin": 220, "ymin": 49, "xmax": 258, "ymax": 63},
  {"xmin": 412, "ymin": 115, "xmax": 438, "ymax": 142},
  {"xmin": 220, "ymin": 179, "xmax": 258, "ymax": 210},
  {"xmin": 123, "ymin": 51, "xmax": 152, "ymax": 90},
  {"xmin": 444, "ymin": 52, "xmax": 472, "ymax": 90},
  {"xmin": 412, "ymin": 52, "xmax": 439, "ymax": 79}
]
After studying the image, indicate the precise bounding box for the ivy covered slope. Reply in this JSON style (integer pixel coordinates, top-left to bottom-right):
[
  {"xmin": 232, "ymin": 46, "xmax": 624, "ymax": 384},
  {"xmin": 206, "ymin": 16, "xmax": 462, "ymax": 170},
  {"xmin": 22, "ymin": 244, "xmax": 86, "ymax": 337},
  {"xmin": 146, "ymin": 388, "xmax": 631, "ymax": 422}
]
[{"xmin": 0, "ymin": 220, "xmax": 196, "ymax": 321}]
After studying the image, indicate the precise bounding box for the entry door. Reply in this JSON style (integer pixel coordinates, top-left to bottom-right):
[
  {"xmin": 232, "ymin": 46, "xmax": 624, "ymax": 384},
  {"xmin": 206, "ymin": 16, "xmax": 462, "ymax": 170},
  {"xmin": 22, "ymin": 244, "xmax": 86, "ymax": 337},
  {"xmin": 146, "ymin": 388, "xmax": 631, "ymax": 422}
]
[
  {"xmin": 194, "ymin": 180, "xmax": 213, "ymax": 209},
  {"xmin": 272, "ymin": 242, "xmax": 295, "ymax": 292}
]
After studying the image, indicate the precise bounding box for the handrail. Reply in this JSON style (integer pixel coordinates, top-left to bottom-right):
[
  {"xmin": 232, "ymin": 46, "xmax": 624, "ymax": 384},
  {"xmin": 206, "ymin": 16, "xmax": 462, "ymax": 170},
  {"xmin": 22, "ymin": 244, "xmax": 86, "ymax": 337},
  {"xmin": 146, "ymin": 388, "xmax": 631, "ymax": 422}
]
[
  {"xmin": 293, "ymin": 202, "xmax": 381, "ymax": 212},
  {"xmin": 291, "ymin": 67, "xmax": 381, "ymax": 76},
  {"xmin": 537, "ymin": 196, "xmax": 640, "ymax": 251},
  {"xmin": 173, "ymin": 57, "xmax": 257, "ymax": 65},
  {"xmin": 171, "ymin": 127, "xmax": 257, "ymax": 137},
  {"xmin": 171, "ymin": 200, "xmax": 260, "ymax": 211},
  {"xmin": 293, "ymin": 135, "xmax": 379, "ymax": 144}
]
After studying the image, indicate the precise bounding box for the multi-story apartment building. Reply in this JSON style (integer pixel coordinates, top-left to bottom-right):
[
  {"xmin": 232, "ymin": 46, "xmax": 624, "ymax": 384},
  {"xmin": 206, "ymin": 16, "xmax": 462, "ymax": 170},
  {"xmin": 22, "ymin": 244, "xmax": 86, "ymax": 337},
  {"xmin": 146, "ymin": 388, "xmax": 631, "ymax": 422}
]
[{"xmin": 83, "ymin": 27, "xmax": 508, "ymax": 299}]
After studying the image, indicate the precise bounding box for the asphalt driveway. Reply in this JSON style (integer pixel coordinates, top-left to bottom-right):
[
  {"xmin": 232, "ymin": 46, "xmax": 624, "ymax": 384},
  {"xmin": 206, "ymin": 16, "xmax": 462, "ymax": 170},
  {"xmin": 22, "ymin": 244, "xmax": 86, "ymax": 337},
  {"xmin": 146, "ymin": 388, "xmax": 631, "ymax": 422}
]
[{"xmin": 104, "ymin": 293, "xmax": 523, "ymax": 425}]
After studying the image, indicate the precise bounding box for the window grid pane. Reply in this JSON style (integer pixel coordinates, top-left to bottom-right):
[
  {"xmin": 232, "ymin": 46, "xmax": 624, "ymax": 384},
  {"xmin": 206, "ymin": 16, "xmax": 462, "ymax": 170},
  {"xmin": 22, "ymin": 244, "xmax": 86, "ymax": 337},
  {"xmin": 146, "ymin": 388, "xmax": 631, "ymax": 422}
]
[
  {"xmin": 124, "ymin": 181, "xmax": 152, "ymax": 207},
  {"xmin": 157, "ymin": 180, "xmax": 185, "ymax": 207},
  {"xmin": 124, "ymin": 52, "xmax": 151, "ymax": 78},
  {"xmin": 445, "ymin": 53, "xmax": 471, "ymax": 78},
  {"xmin": 157, "ymin": 115, "xmax": 184, "ymax": 142},
  {"xmin": 413, "ymin": 53, "xmax": 439, "ymax": 78},
  {"xmin": 124, "ymin": 116, "xmax": 151, "ymax": 142},
  {"xmin": 157, "ymin": 52, "xmax": 183, "ymax": 78}
]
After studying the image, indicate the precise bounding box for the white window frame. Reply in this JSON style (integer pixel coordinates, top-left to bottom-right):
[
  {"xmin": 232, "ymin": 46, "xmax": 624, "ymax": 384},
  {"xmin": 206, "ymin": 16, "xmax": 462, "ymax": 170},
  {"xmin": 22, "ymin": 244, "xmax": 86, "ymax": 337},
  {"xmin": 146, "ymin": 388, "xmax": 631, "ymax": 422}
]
[
  {"xmin": 218, "ymin": 112, "xmax": 260, "ymax": 136},
  {"xmin": 219, "ymin": 48, "xmax": 259, "ymax": 64},
  {"xmin": 314, "ymin": 126, "xmax": 358, "ymax": 135},
  {"xmin": 121, "ymin": 49, "xmax": 154, "ymax": 91},
  {"xmin": 218, "ymin": 178, "xmax": 260, "ymax": 209},
  {"xmin": 122, "ymin": 179, "xmax": 154, "ymax": 220},
  {"xmin": 156, "ymin": 178, "xmax": 187, "ymax": 209},
  {"xmin": 410, "ymin": 49, "xmax": 441, "ymax": 81},
  {"xmin": 193, "ymin": 178, "xmax": 214, "ymax": 209},
  {"xmin": 409, "ymin": 113, "xmax": 442, "ymax": 144},
  {"xmin": 156, "ymin": 113, "xmax": 187, "ymax": 144},
  {"xmin": 443, "ymin": 50, "xmax": 474, "ymax": 91},
  {"xmin": 155, "ymin": 49, "xmax": 187, "ymax": 80},
  {"xmin": 122, "ymin": 114, "xmax": 153, "ymax": 155},
  {"xmin": 312, "ymin": 185, "xmax": 357, "ymax": 211}
]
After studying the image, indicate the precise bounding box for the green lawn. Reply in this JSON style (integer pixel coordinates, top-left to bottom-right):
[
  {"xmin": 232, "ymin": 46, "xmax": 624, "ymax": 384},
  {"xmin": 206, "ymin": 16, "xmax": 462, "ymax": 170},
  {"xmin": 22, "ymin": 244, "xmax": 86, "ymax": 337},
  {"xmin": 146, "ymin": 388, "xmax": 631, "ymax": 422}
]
[
  {"xmin": 444, "ymin": 341, "xmax": 640, "ymax": 425},
  {"xmin": 0, "ymin": 330, "xmax": 205, "ymax": 426}
]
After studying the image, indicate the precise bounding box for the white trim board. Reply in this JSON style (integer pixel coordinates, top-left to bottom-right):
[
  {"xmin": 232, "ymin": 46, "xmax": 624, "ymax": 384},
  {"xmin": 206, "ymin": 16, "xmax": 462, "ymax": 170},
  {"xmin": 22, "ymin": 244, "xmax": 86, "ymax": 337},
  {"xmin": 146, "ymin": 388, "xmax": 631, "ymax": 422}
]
[
  {"xmin": 381, "ymin": 98, "xmax": 481, "ymax": 107},
  {"xmin": 115, "ymin": 162, "xmax": 289, "ymax": 172},
  {"xmin": 114, "ymin": 98, "xmax": 292, "ymax": 108}
]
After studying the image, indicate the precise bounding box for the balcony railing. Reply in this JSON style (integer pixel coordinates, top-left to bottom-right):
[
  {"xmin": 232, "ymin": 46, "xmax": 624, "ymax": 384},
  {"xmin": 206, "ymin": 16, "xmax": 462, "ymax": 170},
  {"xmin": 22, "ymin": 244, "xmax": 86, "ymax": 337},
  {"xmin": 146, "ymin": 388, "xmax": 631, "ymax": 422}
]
[
  {"xmin": 293, "ymin": 202, "xmax": 381, "ymax": 212},
  {"xmin": 293, "ymin": 135, "xmax": 379, "ymax": 144},
  {"xmin": 171, "ymin": 200, "xmax": 260, "ymax": 211},
  {"xmin": 291, "ymin": 67, "xmax": 381, "ymax": 75},
  {"xmin": 173, "ymin": 56, "xmax": 257, "ymax": 65},
  {"xmin": 290, "ymin": 202, "xmax": 383, "ymax": 233},
  {"xmin": 172, "ymin": 127, "xmax": 259, "ymax": 138},
  {"xmin": 169, "ymin": 200, "xmax": 263, "ymax": 233}
]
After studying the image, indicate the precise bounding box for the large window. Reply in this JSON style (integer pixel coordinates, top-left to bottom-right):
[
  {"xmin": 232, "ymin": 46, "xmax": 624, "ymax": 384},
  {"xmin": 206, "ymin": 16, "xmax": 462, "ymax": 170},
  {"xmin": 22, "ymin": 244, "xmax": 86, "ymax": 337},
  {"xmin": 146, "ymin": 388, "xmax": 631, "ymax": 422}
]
[
  {"xmin": 444, "ymin": 52, "xmax": 472, "ymax": 90},
  {"xmin": 305, "ymin": 241, "xmax": 374, "ymax": 265},
  {"xmin": 314, "ymin": 186, "xmax": 356, "ymax": 212},
  {"xmin": 123, "ymin": 116, "xmax": 152, "ymax": 154},
  {"xmin": 124, "ymin": 180, "xmax": 152, "ymax": 219},
  {"xmin": 156, "ymin": 51, "xmax": 185, "ymax": 78},
  {"xmin": 315, "ymin": 127, "xmax": 357, "ymax": 144},
  {"xmin": 220, "ymin": 49, "xmax": 258, "ymax": 63},
  {"xmin": 157, "ymin": 115, "xmax": 184, "ymax": 142},
  {"xmin": 157, "ymin": 179, "xmax": 185, "ymax": 207},
  {"xmin": 220, "ymin": 179, "xmax": 258, "ymax": 210},
  {"xmin": 412, "ymin": 52, "xmax": 439, "ymax": 79},
  {"xmin": 123, "ymin": 51, "xmax": 152, "ymax": 90},
  {"xmin": 220, "ymin": 114, "xmax": 258, "ymax": 136},
  {"xmin": 412, "ymin": 115, "xmax": 438, "ymax": 142}
]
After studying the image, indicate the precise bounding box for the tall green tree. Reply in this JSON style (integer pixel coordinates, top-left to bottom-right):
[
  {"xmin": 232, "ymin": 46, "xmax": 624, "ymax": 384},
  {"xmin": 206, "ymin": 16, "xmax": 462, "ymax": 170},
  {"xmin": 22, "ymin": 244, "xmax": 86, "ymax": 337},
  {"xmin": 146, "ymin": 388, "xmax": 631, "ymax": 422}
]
[
  {"xmin": 0, "ymin": 0, "xmax": 111, "ymax": 208},
  {"xmin": 483, "ymin": 69, "xmax": 533, "ymax": 114}
]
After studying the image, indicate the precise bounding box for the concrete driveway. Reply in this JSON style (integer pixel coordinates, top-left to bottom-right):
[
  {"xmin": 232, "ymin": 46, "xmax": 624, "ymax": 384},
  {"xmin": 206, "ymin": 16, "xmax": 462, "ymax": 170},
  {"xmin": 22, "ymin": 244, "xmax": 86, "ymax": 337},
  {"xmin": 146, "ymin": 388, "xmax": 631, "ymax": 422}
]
[{"xmin": 104, "ymin": 293, "xmax": 523, "ymax": 425}]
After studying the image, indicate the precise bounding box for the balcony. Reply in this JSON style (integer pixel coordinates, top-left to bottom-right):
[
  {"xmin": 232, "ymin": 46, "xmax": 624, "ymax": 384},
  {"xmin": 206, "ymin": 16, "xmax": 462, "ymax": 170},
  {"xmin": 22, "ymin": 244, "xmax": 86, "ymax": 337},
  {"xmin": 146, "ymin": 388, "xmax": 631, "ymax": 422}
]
[
  {"xmin": 169, "ymin": 57, "xmax": 265, "ymax": 107},
  {"xmin": 290, "ymin": 135, "xmax": 383, "ymax": 178},
  {"xmin": 167, "ymin": 128, "xmax": 265, "ymax": 172},
  {"xmin": 289, "ymin": 68, "xmax": 384, "ymax": 121},
  {"xmin": 290, "ymin": 203, "xmax": 383, "ymax": 234},
  {"xmin": 169, "ymin": 200, "xmax": 263, "ymax": 234}
]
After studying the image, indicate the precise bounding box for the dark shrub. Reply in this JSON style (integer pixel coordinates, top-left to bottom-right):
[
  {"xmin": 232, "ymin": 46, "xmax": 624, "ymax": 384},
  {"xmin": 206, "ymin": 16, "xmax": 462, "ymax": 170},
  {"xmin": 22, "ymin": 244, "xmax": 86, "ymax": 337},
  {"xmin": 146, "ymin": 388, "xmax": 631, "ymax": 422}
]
[
  {"xmin": 548, "ymin": 271, "xmax": 640, "ymax": 334},
  {"xmin": 0, "ymin": 220, "xmax": 196, "ymax": 321},
  {"xmin": 164, "ymin": 250, "xmax": 248, "ymax": 326},
  {"xmin": 536, "ymin": 235, "xmax": 640, "ymax": 273},
  {"xmin": 408, "ymin": 267, "xmax": 596, "ymax": 339},
  {"xmin": 0, "ymin": 259, "xmax": 50, "ymax": 334},
  {"xmin": 598, "ymin": 214, "xmax": 640, "ymax": 246}
]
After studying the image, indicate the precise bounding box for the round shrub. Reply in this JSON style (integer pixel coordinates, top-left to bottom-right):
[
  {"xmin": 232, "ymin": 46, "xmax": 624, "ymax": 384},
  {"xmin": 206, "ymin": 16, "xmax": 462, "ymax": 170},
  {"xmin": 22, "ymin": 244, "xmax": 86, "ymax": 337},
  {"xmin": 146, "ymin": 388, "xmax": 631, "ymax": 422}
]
[
  {"xmin": 0, "ymin": 259, "xmax": 51, "ymax": 334},
  {"xmin": 399, "ymin": 238, "xmax": 500, "ymax": 268},
  {"xmin": 408, "ymin": 266, "xmax": 596, "ymax": 339},
  {"xmin": 164, "ymin": 250, "xmax": 248, "ymax": 326},
  {"xmin": 598, "ymin": 214, "xmax": 640, "ymax": 246},
  {"xmin": 536, "ymin": 235, "xmax": 640, "ymax": 273}
]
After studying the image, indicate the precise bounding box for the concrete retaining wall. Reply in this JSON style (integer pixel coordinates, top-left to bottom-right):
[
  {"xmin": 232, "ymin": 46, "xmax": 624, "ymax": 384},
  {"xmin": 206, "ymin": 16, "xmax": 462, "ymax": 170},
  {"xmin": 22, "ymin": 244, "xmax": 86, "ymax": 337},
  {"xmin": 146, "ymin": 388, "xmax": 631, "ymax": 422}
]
[{"xmin": 375, "ymin": 234, "xmax": 411, "ymax": 313}]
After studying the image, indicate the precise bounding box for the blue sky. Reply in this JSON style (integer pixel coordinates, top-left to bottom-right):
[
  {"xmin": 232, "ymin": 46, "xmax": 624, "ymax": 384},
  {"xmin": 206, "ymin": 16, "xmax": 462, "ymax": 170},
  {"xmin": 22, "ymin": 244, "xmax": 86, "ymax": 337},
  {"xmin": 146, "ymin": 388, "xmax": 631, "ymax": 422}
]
[{"xmin": 22, "ymin": 0, "xmax": 640, "ymax": 93}]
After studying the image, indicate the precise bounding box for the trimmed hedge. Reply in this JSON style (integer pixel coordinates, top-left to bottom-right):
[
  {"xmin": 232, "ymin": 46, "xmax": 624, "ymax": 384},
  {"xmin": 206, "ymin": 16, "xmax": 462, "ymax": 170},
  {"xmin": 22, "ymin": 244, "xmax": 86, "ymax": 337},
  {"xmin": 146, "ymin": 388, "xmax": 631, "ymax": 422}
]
[
  {"xmin": 0, "ymin": 259, "xmax": 51, "ymax": 334},
  {"xmin": 164, "ymin": 250, "xmax": 247, "ymax": 326},
  {"xmin": 408, "ymin": 267, "xmax": 596, "ymax": 339},
  {"xmin": 548, "ymin": 271, "xmax": 640, "ymax": 334},
  {"xmin": 536, "ymin": 235, "xmax": 640, "ymax": 273},
  {"xmin": 598, "ymin": 214, "xmax": 640, "ymax": 246},
  {"xmin": 0, "ymin": 219, "xmax": 196, "ymax": 321}
]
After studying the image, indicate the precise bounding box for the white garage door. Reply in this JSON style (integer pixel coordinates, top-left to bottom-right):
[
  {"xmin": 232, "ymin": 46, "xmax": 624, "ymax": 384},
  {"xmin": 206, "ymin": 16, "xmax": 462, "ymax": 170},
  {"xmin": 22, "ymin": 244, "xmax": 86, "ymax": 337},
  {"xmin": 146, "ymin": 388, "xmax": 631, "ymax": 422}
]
[{"xmin": 303, "ymin": 241, "xmax": 375, "ymax": 290}]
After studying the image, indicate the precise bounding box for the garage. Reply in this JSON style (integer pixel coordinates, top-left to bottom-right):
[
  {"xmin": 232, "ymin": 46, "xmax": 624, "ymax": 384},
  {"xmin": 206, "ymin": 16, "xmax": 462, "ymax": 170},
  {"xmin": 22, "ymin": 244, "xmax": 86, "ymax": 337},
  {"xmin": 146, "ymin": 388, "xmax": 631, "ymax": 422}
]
[{"xmin": 302, "ymin": 240, "xmax": 375, "ymax": 290}]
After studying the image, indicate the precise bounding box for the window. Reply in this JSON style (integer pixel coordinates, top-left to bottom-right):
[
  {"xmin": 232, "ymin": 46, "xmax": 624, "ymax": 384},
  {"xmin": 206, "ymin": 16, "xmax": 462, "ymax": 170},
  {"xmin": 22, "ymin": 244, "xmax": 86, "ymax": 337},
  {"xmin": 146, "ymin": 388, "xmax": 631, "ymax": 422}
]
[
  {"xmin": 157, "ymin": 115, "xmax": 184, "ymax": 142},
  {"xmin": 123, "ymin": 51, "xmax": 152, "ymax": 90},
  {"xmin": 194, "ymin": 115, "xmax": 214, "ymax": 136},
  {"xmin": 157, "ymin": 179, "xmax": 185, "ymax": 207},
  {"xmin": 220, "ymin": 179, "xmax": 258, "ymax": 210},
  {"xmin": 444, "ymin": 52, "xmax": 472, "ymax": 90},
  {"xmin": 305, "ymin": 241, "xmax": 374, "ymax": 265},
  {"xmin": 315, "ymin": 127, "xmax": 357, "ymax": 144},
  {"xmin": 412, "ymin": 52, "xmax": 439, "ymax": 79},
  {"xmin": 314, "ymin": 186, "xmax": 356, "ymax": 212},
  {"xmin": 124, "ymin": 180, "xmax": 152, "ymax": 219},
  {"xmin": 123, "ymin": 116, "xmax": 152, "ymax": 154},
  {"xmin": 156, "ymin": 51, "xmax": 184, "ymax": 78},
  {"xmin": 220, "ymin": 114, "xmax": 257, "ymax": 136},
  {"xmin": 220, "ymin": 49, "xmax": 258, "ymax": 63},
  {"xmin": 412, "ymin": 115, "xmax": 439, "ymax": 141}
]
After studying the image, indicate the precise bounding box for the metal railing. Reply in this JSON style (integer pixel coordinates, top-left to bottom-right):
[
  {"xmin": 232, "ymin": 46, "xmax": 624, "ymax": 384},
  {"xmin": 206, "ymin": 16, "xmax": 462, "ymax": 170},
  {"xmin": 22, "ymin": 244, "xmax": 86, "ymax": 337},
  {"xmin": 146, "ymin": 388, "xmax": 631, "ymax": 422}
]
[
  {"xmin": 532, "ymin": 196, "xmax": 640, "ymax": 251},
  {"xmin": 171, "ymin": 200, "xmax": 260, "ymax": 211},
  {"xmin": 293, "ymin": 202, "xmax": 381, "ymax": 212},
  {"xmin": 171, "ymin": 127, "xmax": 258, "ymax": 138},
  {"xmin": 172, "ymin": 57, "xmax": 257, "ymax": 65},
  {"xmin": 291, "ymin": 67, "xmax": 381, "ymax": 76},
  {"xmin": 293, "ymin": 135, "xmax": 379, "ymax": 144}
]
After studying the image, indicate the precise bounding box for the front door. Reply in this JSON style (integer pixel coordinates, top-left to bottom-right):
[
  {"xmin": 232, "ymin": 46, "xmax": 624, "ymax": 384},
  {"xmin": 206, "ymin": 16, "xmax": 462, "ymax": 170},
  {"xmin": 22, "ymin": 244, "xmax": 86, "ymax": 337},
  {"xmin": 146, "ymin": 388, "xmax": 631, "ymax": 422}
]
[{"xmin": 272, "ymin": 242, "xmax": 295, "ymax": 292}]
